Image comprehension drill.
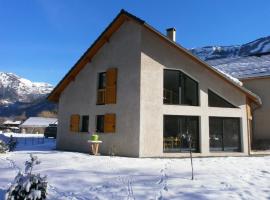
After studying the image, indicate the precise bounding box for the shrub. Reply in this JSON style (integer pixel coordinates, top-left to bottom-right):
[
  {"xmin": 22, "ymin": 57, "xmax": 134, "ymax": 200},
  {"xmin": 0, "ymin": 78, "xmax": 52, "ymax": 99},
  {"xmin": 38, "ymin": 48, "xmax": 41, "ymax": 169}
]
[
  {"xmin": 7, "ymin": 135, "xmax": 17, "ymax": 152},
  {"xmin": 5, "ymin": 154, "xmax": 47, "ymax": 200},
  {"xmin": 0, "ymin": 140, "xmax": 8, "ymax": 153}
]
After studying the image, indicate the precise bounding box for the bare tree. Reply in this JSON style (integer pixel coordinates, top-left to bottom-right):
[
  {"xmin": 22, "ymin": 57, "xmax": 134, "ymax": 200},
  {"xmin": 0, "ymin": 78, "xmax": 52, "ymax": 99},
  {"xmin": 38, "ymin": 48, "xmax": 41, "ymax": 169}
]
[
  {"xmin": 38, "ymin": 110, "xmax": 57, "ymax": 118},
  {"xmin": 187, "ymin": 130, "xmax": 194, "ymax": 180}
]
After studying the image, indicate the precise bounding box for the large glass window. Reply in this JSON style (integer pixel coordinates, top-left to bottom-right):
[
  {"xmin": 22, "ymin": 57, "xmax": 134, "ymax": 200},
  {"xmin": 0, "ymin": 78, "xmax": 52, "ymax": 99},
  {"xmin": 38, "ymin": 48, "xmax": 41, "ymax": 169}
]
[
  {"xmin": 208, "ymin": 90, "xmax": 237, "ymax": 108},
  {"xmin": 209, "ymin": 117, "xmax": 241, "ymax": 152},
  {"xmin": 164, "ymin": 69, "xmax": 199, "ymax": 106},
  {"xmin": 163, "ymin": 115, "xmax": 199, "ymax": 153}
]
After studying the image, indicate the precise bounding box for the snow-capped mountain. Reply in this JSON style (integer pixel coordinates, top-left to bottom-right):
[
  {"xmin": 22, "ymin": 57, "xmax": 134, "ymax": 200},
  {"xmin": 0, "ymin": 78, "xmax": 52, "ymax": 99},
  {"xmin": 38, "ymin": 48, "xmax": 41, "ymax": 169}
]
[
  {"xmin": 190, "ymin": 35, "xmax": 270, "ymax": 61},
  {"xmin": 0, "ymin": 72, "xmax": 56, "ymax": 117},
  {"xmin": 0, "ymin": 72, "xmax": 53, "ymax": 105}
]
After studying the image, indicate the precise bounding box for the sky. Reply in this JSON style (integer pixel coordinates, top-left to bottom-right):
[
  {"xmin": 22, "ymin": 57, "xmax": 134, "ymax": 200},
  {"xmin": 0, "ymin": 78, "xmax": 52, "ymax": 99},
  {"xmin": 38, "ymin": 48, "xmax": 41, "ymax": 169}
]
[{"xmin": 0, "ymin": 0, "xmax": 270, "ymax": 85}]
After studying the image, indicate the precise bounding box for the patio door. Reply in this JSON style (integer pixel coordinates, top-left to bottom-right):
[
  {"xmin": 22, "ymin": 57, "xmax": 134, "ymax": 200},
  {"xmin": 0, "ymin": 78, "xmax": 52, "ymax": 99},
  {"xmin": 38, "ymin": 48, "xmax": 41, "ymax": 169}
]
[{"xmin": 209, "ymin": 117, "xmax": 241, "ymax": 152}]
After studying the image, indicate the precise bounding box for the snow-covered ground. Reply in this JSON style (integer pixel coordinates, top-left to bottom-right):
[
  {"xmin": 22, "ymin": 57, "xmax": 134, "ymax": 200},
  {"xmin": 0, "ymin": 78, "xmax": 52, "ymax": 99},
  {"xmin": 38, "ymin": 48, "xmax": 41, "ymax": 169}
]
[{"xmin": 1, "ymin": 133, "xmax": 270, "ymax": 200}]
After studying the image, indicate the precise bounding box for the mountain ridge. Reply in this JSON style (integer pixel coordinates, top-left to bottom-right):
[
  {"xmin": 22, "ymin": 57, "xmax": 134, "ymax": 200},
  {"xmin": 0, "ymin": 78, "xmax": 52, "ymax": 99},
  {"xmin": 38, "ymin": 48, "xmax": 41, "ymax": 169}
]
[
  {"xmin": 190, "ymin": 35, "xmax": 270, "ymax": 61},
  {"xmin": 0, "ymin": 72, "xmax": 56, "ymax": 118}
]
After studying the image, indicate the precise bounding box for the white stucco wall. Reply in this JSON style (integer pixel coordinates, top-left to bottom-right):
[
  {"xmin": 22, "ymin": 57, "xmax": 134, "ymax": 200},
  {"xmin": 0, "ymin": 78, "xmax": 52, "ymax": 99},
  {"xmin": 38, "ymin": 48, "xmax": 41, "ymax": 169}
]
[
  {"xmin": 139, "ymin": 28, "xmax": 249, "ymax": 157},
  {"xmin": 243, "ymin": 77, "xmax": 270, "ymax": 141},
  {"xmin": 57, "ymin": 20, "xmax": 142, "ymax": 157}
]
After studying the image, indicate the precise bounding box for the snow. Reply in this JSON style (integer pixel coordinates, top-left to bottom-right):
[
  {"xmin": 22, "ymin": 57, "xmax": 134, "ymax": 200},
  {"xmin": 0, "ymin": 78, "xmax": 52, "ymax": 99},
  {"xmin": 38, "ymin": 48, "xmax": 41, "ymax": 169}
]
[
  {"xmin": 215, "ymin": 68, "xmax": 243, "ymax": 86},
  {"xmin": 208, "ymin": 54, "xmax": 270, "ymax": 79},
  {"xmin": 1, "ymin": 133, "xmax": 270, "ymax": 199},
  {"xmin": 20, "ymin": 117, "xmax": 58, "ymax": 128},
  {"xmin": 3, "ymin": 121, "xmax": 21, "ymax": 125}
]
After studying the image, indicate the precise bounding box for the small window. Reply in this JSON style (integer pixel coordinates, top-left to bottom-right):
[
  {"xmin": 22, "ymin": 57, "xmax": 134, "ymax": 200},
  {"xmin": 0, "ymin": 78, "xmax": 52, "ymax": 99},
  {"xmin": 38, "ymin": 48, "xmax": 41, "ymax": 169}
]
[
  {"xmin": 208, "ymin": 90, "xmax": 237, "ymax": 108},
  {"xmin": 97, "ymin": 69, "xmax": 118, "ymax": 105},
  {"xmin": 98, "ymin": 72, "xmax": 106, "ymax": 89},
  {"xmin": 81, "ymin": 115, "xmax": 89, "ymax": 132},
  {"xmin": 96, "ymin": 114, "xmax": 116, "ymax": 133},
  {"xmin": 96, "ymin": 115, "xmax": 104, "ymax": 133}
]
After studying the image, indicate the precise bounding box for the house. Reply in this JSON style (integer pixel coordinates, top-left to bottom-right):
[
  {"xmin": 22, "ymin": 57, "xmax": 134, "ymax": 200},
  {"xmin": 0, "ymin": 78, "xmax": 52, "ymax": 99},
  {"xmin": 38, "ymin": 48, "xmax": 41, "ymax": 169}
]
[
  {"xmin": 20, "ymin": 117, "xmax": 58, "ymax": 134},
  {"xmin": 208, "ymin": 54, "xmax": 270, "ymax": 149},
  {"xmin": 48, "ymin": 10, "xmax": 262, "ymax": 157},
  {"xmin": 1, "ymin": 120, "xmax": 21, "ymax": 132}
]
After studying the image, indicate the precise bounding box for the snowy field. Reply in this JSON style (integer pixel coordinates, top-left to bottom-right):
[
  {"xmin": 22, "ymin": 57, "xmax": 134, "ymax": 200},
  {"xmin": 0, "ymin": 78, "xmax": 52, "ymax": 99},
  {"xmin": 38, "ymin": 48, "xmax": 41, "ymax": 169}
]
[{"xmin": 1, "ymin": 133, "xmax": 270, "ymax": 200}]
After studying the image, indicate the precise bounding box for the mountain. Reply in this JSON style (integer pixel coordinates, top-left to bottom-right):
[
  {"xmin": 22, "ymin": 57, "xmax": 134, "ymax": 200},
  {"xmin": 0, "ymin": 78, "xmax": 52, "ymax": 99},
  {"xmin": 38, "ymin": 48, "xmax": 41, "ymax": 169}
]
[
  {"xmin": 0, "ymin": 72, "xmax": 56, "ymax": 117},
  {"xmin": 190, "ymin": 35, "xmax": 270, "ymax": 61}
]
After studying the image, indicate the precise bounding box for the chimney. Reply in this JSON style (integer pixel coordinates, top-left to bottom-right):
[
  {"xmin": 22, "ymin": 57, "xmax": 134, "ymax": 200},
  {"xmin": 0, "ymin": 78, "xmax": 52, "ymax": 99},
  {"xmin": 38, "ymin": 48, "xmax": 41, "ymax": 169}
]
[{"xmin": 166, "ymin": 28, "xmax": 176, "ymax": 42}]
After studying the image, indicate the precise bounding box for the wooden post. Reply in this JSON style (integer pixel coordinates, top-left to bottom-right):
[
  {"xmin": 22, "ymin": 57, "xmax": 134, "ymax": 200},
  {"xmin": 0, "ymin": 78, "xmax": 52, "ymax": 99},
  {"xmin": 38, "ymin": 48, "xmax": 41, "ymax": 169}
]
[{"xmin": 187, "ymin": 131, "xmax": 194, "ymax": 180}]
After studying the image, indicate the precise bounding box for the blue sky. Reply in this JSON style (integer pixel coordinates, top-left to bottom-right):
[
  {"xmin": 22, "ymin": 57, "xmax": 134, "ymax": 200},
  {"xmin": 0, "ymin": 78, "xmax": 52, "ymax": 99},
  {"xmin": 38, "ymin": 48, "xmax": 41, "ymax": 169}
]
[{"xmin": 1, "ymin": 0, "xmax": 270, "ymax": 85}]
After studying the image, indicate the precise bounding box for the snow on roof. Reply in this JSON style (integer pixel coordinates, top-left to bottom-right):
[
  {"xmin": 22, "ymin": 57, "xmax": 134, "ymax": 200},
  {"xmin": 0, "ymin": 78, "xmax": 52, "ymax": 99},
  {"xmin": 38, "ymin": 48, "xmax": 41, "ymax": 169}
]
[
  {"xmin": 20, "ymin": 117, "xmax": 58, "ymax": 128},
  {"xmin": 207, "ymin": 54, "xmax": 270, "ymax": 79},
  {"xmin": 3, "ymin": 120, "xmax": 22, "ymax": 125}
]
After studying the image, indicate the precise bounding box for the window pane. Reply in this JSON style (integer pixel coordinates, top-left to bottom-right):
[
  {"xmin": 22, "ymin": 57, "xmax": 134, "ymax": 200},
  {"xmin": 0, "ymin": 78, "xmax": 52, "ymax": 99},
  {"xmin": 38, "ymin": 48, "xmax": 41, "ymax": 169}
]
[
  {"xmin": 209, "ymin": 117, "xmax": 223, "ymax": 151},
  {"xmin": 98, "ymin": 73, "xmax": 106, "ymax": 89},
  {"xmin": 223, "ymin": 118, "xmax": 241, "ymax": 152},
  {"xmin": 208, "ymin": 90, "xmax": 237, "ymax": 108},
  {"xmin": 164, "ymin": 115, "xmax": 199, "ymax": 153},
  {"xmin": 183, "ymin": 75, "xmax": 198, "ymax": 106},
  {"xmin": 96, "ymin": 115, "xmax": 104, "ymax": 132},
  {"xmin": 81, "ymin": 115, "xmax": 89, "ymax": 132},
  {"xmin": 164, "ymin": 70, "xmax": 180, "ymax": 104},
  {"xmin": 209, "ymin": 117, "xmax": 241, "ymax": 152}
]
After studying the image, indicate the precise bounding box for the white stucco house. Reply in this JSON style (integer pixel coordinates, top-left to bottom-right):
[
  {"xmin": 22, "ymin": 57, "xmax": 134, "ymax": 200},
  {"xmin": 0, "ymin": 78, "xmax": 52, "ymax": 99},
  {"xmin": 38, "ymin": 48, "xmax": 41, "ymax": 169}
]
[
  {"xmin": 208, "ymin": 55, "xmax": 270, "ymax": 149},
  {"xmin": 48, "ymin": 10, "xmax": 263, "ymax": 157}
]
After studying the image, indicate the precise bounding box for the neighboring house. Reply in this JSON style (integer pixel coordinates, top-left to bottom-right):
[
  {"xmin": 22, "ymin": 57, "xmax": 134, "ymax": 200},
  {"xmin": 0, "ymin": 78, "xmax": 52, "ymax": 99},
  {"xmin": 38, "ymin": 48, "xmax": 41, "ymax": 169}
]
[
  {"xmin": 20, "ymin": 117, "xmax": 58, "ymax": 134},
  {"xmin": 208, "ymin": 55, "xmax": 270, "ymax": 149},
  {"xmin": 48, "ymin": 10, "xmax": 262, "ymax": 157},
  {"xmin": 2, "ymin": 120, "xmax": 21, "ymax": 132}
]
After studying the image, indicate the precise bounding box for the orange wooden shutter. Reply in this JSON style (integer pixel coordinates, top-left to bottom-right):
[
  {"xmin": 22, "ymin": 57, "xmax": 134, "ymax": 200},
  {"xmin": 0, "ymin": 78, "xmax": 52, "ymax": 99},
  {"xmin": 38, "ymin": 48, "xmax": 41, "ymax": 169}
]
[
  {"xmin": 104, "ymin": 113, "xmax": 116, "ymax": 133},
  {"xmin": 70, "ymin": 114, "xmax": 80, "ymax": 132},
  {"xmin": 105, "ymin": 68, "xmax": 117, "ymax": 104}
]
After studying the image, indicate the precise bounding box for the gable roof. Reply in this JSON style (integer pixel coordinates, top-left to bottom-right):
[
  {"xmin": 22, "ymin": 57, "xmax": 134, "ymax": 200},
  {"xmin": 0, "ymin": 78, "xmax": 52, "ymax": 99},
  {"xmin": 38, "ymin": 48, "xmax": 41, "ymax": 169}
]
[{"xmin": 47, "ymin": 9, "xmax": 261, "ymax": 105}]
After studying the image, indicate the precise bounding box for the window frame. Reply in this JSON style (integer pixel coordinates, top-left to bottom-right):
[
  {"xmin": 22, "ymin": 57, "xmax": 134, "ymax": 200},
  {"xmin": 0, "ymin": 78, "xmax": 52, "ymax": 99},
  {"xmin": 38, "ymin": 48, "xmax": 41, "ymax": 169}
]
[
  {"xmin": 209, "ymin": 117, "xmax": 242, "ymax": 152},
  {"xmin": 80, "ymin": 115, "xmax": 89, "ymax": 133},
  {"xmin": 98, "ymin": 72, "xmax": 106, "ymax": 90},
  {"xmin": 163, "ymin": 115, "xmax": 200, "ymax": 153},
  {"xmin": 96, "ymin": 72, "xmax": 106, "ymax": 105},
  {"xmin": 163, "ymin": 69, "xmax": 199, "ymax": 106}
]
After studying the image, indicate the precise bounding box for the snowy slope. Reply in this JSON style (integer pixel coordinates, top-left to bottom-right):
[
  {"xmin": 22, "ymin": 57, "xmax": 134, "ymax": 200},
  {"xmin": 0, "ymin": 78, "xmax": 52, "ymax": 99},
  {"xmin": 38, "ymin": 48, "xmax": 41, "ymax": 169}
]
[
  {"xmin": 0, "ymin": 133, "xmax": 270, "ymax": 199},
  {"xmin": 190, "ymin": 35, "xmax": 270, "ymax": 61},
  {"xmin": 0, "ymin": 72, "xmax": 53, "ymax": 105}
]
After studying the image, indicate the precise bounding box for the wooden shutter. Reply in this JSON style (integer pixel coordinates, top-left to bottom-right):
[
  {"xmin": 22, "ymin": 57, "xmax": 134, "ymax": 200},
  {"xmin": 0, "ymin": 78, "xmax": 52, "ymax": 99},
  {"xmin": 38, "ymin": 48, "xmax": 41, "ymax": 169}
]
[
  {"xmin": 104, "ymin": 113, "xmax": 116, "ymax": 133},
  {"xmin": 105, "ymin": 68, "xmax": 117, "ymax": 104},
  {"xmin": 70, "ymin": 114, "xmax": 80, "ymax": 132}
]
